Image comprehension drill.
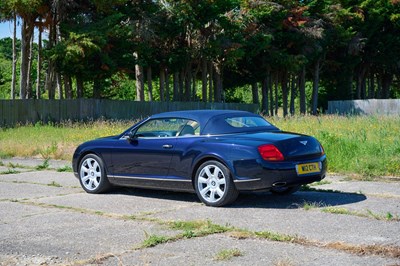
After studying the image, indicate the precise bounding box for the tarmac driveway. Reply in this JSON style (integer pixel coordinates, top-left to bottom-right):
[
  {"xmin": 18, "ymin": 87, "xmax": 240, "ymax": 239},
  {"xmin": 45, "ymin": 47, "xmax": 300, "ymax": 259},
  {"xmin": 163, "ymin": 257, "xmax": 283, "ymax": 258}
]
[{"xmin": 0, "ymin": 158, "xmax": 399, "ymax": 265}]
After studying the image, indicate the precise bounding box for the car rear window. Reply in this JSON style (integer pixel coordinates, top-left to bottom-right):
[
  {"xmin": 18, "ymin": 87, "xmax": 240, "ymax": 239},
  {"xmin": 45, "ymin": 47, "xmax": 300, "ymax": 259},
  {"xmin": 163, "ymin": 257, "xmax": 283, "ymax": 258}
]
[{"xmin": 225, "ymin": 116, "xmax": 272, "ymax": 128}]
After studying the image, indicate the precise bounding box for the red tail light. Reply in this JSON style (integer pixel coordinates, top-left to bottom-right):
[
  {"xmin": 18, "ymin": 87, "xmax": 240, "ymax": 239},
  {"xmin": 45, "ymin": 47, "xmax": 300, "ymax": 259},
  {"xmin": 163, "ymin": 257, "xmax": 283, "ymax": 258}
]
[
  {"xmin": 258, "ymin": 144, "xmax": 284, "ymax": 161},
  {"xmin": 320, "ymin": 144, "xmax": 325, "ymax": 155}
]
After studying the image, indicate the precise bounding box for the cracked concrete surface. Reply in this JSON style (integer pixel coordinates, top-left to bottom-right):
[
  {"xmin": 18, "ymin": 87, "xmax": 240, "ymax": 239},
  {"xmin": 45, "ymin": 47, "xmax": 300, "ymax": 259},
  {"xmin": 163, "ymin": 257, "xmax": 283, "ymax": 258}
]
[{"xmin": 0, "ymin": 158, "xmax": 399, "ymax": 265}]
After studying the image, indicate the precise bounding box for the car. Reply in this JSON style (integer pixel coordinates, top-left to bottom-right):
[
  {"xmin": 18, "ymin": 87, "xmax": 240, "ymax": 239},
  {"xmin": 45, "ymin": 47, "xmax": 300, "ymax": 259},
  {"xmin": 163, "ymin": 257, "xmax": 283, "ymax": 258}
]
[{"xmin": 72, "ymin": 110, "xmax": 327, "ymax": 207}]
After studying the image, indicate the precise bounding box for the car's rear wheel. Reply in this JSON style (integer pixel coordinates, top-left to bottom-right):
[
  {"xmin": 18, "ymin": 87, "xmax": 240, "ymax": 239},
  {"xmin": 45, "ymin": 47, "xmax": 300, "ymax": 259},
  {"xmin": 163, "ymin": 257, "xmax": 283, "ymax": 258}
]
[
  {"xmin": 271, "ymin": 185, "xmax": 301, "ymax": 195},
  {"xmin": 195, "ymin": 160, "xmax": 239, "ymax": 207},
  {"xmin": 79, "ymin": 154, "xmax": 111, "ymax": 193}
]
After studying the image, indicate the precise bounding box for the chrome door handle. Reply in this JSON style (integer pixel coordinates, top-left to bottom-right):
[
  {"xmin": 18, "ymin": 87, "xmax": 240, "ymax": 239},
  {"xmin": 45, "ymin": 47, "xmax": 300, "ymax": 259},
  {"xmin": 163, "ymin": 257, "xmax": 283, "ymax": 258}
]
[{"xmin": 162, "ymin": 144, "xmax": 173, "ymax": 149}]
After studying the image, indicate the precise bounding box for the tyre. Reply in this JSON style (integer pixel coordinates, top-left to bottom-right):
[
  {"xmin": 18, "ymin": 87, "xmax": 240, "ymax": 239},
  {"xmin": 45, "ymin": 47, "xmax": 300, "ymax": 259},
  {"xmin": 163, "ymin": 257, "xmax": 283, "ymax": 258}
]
[
  {"xmin": 271, "ymin": 185, "xmax": 301, "ymax": 195},
  {"xmin": 78, "ymin": 154, "xmax": 111, "ymax": 194},
  {"xmin": 194, "ymin": 160, "xmax": 239, "ymax": 207}
]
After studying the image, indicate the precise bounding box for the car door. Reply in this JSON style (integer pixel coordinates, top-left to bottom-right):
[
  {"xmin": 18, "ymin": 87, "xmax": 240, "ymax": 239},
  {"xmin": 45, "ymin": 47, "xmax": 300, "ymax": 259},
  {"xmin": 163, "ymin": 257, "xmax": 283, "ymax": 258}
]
[{"xmin": 110, "ymin": 118, "xmax": 189, "ymax": 185}]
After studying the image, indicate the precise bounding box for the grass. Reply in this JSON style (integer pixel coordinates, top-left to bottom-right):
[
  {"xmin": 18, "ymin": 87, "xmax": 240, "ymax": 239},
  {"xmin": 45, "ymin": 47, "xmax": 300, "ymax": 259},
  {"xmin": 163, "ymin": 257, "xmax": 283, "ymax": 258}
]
[
  {"xmin": 214, "ymin": 248, "xmax": 243, "ymax": 261},
  {"xmin": 57, "ymin": 165, "xmax": 73, "ymax": 172},
  {"xmin": 35, "ymin": 159, "xmax": 50, "ymax": 170},
  {"xmin": 0, "ymin": 168, "xmax": 20, "ymax": 175},
  {"xmin": 0, "ymin": 120, "xmax": 131, "ymax": 160},
  {"xmin": 47, "ymin": 181, "xmax": 62, "ymax": 187},
  {"xmin": 269, "ymin": 115, "xmax": 400, "ymax": 177},
  {"xmin": 0, "ymin": 115, "xmax": 399, "ymax": 177},
  {"xmin": 300, "ymin": 201, "xmax": 400, "ymax": 221},
  {"xmin": 10, "ymin": 199, "xmax": 400, "ymax": 259},
  {"xmin": 139, "ymin": 234, "xmax": 172, "ymax": 248},
  {"xmin": 169, "ymin": 220, "xmax": 231, "ymax": 238}
]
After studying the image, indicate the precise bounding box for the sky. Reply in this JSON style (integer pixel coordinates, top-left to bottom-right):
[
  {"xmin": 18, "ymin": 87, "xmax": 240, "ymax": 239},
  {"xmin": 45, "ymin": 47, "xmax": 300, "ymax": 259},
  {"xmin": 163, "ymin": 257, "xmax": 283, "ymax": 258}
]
[
  {"xmin": 0, "ymin": 21, "xmax": 19, "ymax": 39},
  {"xmin": 0, "ymin": 21, "xmax": 43, "ymax": 42}
]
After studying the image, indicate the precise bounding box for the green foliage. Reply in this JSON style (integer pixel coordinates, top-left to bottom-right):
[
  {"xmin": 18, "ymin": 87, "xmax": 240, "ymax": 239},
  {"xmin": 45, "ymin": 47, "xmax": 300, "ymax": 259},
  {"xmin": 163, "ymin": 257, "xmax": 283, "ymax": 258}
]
[
  {"xmin": 169, "ymin": 220, "xmax": 231, "ymax": 238},
  {"xmin": 214, "ymin": 248, "xmax": 243, "ymax": 261},
  {"xmin": 270, "ymin": 115, "xmax": 400, "ymax": 177},
  {"xmin": 139, "ymin": 234, "xmax": 172, "ymax": 248},
  {"xmin": 35, "ymin": 158, "xmax": 49, "ymax": 170}
]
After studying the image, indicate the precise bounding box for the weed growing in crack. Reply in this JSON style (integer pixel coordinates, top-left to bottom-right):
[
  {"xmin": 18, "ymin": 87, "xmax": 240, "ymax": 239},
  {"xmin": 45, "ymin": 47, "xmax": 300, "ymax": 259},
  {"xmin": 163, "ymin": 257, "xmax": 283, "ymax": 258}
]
[{"xmin": 214, "ymin": 248, "xmax": 243, "ymax": 261}]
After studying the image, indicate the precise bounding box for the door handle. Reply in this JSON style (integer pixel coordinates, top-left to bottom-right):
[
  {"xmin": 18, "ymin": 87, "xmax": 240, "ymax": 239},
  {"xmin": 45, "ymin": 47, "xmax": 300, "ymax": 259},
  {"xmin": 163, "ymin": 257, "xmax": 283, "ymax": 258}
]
[{"xmin": 162, "ymin": 144, "xmax": 173, "ymax": 149}]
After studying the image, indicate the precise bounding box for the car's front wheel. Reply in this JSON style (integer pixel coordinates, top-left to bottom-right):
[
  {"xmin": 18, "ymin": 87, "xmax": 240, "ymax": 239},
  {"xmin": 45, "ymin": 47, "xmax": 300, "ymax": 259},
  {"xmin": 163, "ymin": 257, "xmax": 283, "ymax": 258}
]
[
  {"xmin": 194, "ymin": 160, "xmax": 239, "ymax": 207},
  {"xmin": 78, "ymin": 154, "xmax": 111, "ymax": 194}
]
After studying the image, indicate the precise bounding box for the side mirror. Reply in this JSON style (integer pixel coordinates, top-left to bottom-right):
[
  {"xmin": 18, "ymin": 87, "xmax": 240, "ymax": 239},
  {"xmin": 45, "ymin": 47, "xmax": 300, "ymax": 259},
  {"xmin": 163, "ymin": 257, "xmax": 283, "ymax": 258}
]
[{"xmin": 127, "ymin": 130, "xmax": 138, "ymax": 142}]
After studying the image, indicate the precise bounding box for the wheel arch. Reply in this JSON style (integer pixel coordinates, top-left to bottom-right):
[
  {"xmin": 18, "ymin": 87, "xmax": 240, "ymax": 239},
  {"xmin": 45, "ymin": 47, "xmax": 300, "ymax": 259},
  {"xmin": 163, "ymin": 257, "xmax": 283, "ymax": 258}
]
[
  {"xmin": 76, "ymin": 150, "xmax": 109, "ymax": 176},
  {"xmin": 191, "ymin": 154, "xmax": 235, "ymax": 188}
]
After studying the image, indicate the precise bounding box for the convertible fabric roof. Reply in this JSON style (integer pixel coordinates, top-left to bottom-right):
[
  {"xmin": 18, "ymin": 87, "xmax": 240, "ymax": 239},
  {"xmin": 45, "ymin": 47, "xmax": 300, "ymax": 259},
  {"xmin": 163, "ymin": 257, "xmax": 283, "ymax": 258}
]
[{"xmin": 150, "ymin": 110, "xmax": 278, "ymax": 135}]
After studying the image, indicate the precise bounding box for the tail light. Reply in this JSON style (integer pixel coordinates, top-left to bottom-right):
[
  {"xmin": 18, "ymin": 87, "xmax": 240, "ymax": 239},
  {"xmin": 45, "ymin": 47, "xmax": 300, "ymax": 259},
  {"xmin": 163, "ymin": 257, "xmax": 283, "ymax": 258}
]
[
  {"xmin": 320, "ymin": 144, "xmax": 325, "ymax": 155},
  {"xmin": 258, "ymin": 144, "xmax": 284, "ymax": 161}
]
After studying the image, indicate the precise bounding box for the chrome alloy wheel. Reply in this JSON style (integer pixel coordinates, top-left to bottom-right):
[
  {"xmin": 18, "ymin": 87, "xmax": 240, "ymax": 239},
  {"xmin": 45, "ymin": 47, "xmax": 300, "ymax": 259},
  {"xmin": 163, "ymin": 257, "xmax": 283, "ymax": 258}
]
[
  {"xmin": 80, "ymin": 157, "xmax": 102, "ymax": 191},
  {"xmin": 197, "ymin": 164, "xmax": 227, "ymax": 203}
]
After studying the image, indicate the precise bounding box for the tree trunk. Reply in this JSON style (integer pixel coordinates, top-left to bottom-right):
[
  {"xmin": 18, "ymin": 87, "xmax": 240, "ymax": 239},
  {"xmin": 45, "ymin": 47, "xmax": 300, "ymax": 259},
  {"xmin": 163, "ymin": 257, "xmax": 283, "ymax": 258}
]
[
  {"xmin": 347, "ymin": 72, "xmax": 353, "ymax": 100},
  {"xmin": 45, "ymin": 65, "xmax": 56, "ymax": 99},
  {"xmin": 20, "ymin": 19, "xmax": 34, "ymax": 99},
  {"xmin": 173, "ymin": 72, "xmax": 179, "ymax": 101},
  {"xmin": 252, "ymin": 81, "xmax": 259, "ymax": 105},
  {"xmin": 261, "ymin": 76, "xmax": 269, "ymax": 115},
  {"xmin": 381, "ymin": 72, "xmax": 392, "ymax": 99},
  {"xmin": 165, "ymin": 68, "xmax": 170, "ymax": 102},
  {"xmin": 269, "ymin": 74, "xmax": 274, "ymax": 116},
  {"xmin": 361, "ymin": 75, "xmax": 366, "ymax": 99},
  {"xmin": 368, "ymin": 72, "xmax": 375, "ymax": 99},
  {"xmin": 185, "ymin": 63, "xmax": 192, "ymax": 101},
  {"xmin": 208, "ymin": 61, "xmax": 213, "ymax": 102},
  {"xmin": 192, "ymin": 65, "xmax": 199, "ymax": 100},
  {"xmin": 26, "ymin": 31, "xmax": 34, "ymax": 99},
  {"xmin": 57, "ymin": 73, "xmax": 63, "ymax": 99},
  {"xmin": 290, "ymin": 75, "xmax": 296, "ymax": 116},
  {"xmin": 147, "ymin": 66, "xmax": 153, "ymax": 101},
  {"xmin": 45, "ymin": 17, "xmax": 57, "ymax": 99},
  {"xmin": 377, "ymin": 73, "xmax": 382, "ymax": 99},
  {"xmin": 274, "ymin": 73, "xmax": 279, "ymax": 116},
  {"xmin": 64, "ymin": 75, "xmax": 73, "ymax": 99},
  {"xmin": 11, "ymin": 12, "xmax": 17, "ymax": 99},
  {"xmin": 299, "ymin": 66, "xmax": 306, "ymax": 115},
  {"xmin": 36, "ymin": 24, "xmax": 42, "ymax": 99},
  {"xmin": 201, "ymin": 58, "xmax": 207, "ymax": 102},
  {"xmin": 282, "ymin": 72, "xmax": 288, "ymax": 117},
  {"xmin": 214, "ymin": 63, "xmax": 223, "ymax": 102},
  {"xmin": 311, "ymin": 59, "xmax": 321, "ymax": 115},
  {"xmin": 356, "ymin": 66, "xmax": 367, "ymax": 100},
  {"xmin": 76, "ymin": 77, "xmax": 84, "ymax": 98},
  {"xmin": 134, "ymin": 52, "xmax": 144, "ymax": 101},
  {"xmin": 93, "ymin": 79, "xmax": 101, "ymax": 99},
  {"xmin": 159, "ymin": 67, "xmax": 165, "ymax": 101},
  {"xmin": 179, "ymin": 70, "xmax": 185, "ymax": 101}
]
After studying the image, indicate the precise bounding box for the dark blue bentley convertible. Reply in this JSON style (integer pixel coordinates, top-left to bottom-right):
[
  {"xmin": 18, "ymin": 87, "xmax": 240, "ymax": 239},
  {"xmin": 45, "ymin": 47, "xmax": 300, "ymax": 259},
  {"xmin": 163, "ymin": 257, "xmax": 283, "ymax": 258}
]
[{"xmin": 72, "ymin": 110, "xmax": 327, "ymax": 207}]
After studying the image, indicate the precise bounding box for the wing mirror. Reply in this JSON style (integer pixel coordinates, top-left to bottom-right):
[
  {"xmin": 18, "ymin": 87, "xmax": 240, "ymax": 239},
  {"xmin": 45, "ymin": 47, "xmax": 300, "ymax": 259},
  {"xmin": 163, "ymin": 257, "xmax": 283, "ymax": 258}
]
[{"xmin": 127, "ymin": 130, "xmax": 138, "ymax": 142}]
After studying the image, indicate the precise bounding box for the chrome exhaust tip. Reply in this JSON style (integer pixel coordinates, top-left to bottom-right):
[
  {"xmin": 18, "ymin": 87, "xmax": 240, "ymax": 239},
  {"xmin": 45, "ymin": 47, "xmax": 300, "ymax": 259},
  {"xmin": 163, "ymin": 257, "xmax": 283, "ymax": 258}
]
[{"xmin": 272, "ymin": 182, "xmax": 287, "ymax": 187}]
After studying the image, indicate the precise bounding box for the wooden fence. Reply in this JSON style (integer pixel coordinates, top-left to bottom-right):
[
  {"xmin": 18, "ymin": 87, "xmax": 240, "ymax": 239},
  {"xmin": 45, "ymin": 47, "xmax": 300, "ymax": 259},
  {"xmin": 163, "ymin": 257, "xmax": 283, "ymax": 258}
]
[
  {"xmin": 327, "ymin": 99, "xmax": 400, "ymax": 115},
  {"xmin": 0, "ymin": 99, "xmax": 258, "ymax": 126}
]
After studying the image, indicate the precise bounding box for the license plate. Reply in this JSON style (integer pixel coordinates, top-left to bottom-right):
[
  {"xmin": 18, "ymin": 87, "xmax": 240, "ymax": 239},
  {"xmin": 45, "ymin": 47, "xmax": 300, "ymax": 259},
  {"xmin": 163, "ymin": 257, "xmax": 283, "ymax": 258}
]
[{"xmin": 296, "ymin": 162, "xmax": 321, "ymax": 175}]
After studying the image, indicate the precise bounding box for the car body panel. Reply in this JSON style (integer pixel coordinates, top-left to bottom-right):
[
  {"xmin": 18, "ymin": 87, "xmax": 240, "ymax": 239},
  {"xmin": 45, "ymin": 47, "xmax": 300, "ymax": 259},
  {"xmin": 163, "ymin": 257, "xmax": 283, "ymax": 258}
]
[{"xmin": 72, "ymin": 110, "xmax": 327, "ymax": 194}]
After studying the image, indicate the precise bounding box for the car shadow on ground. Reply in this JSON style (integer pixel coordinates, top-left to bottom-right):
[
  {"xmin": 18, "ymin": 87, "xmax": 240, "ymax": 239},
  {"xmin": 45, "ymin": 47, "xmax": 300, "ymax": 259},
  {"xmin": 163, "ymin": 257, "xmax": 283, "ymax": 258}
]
[
  {"xmin": 233, "ymin": 190, "xmax": 367, "ymax": 209},
  {"xmin": 109, "ymin": 186, "xmax": 201, "ymax": 203},
  {"xmin": 108, "ymin": 187, "xmax": 366, "ymax": 209}
]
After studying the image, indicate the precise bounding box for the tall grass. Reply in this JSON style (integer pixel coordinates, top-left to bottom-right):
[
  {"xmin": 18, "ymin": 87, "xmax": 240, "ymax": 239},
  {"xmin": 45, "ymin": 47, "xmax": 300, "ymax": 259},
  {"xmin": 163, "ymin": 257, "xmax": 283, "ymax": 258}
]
[
  {"xmin": 269, "ymin": 115, "xmax": 400, "ymax": 177},
  {"xmin": 0, "ymin": 115, "xmax": 399, "ymax": 177},
  {"xmin": 0, "ymin": 120, "xmax": 132, "ymax": 160}
]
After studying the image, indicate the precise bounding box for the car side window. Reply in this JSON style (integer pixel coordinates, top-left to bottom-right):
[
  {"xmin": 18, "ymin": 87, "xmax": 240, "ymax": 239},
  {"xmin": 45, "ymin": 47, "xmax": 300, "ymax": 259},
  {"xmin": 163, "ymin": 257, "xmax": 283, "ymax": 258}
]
[
  {"xmin": 176, "ymin": 120, "xmax": 200, "ymax": 137},
  {"xmin": 134, "ymin": 118, "xmax": 198, "ymax": 138}
]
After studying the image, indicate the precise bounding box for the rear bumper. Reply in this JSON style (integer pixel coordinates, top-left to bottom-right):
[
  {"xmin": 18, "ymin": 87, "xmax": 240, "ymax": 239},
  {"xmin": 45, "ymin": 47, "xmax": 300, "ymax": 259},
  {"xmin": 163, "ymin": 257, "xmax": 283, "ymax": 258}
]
[{"xmin": 232, "ymin": 156, "xmax": 327, "ymax": 191}]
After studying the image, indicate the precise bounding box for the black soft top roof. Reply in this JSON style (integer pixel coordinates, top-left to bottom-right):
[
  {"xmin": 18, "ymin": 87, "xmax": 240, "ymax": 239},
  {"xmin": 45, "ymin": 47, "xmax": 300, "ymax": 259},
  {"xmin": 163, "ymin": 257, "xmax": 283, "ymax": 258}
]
[{"xmin": 150, "ymin": 110, "xmax": 279, "ymax": 135}]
